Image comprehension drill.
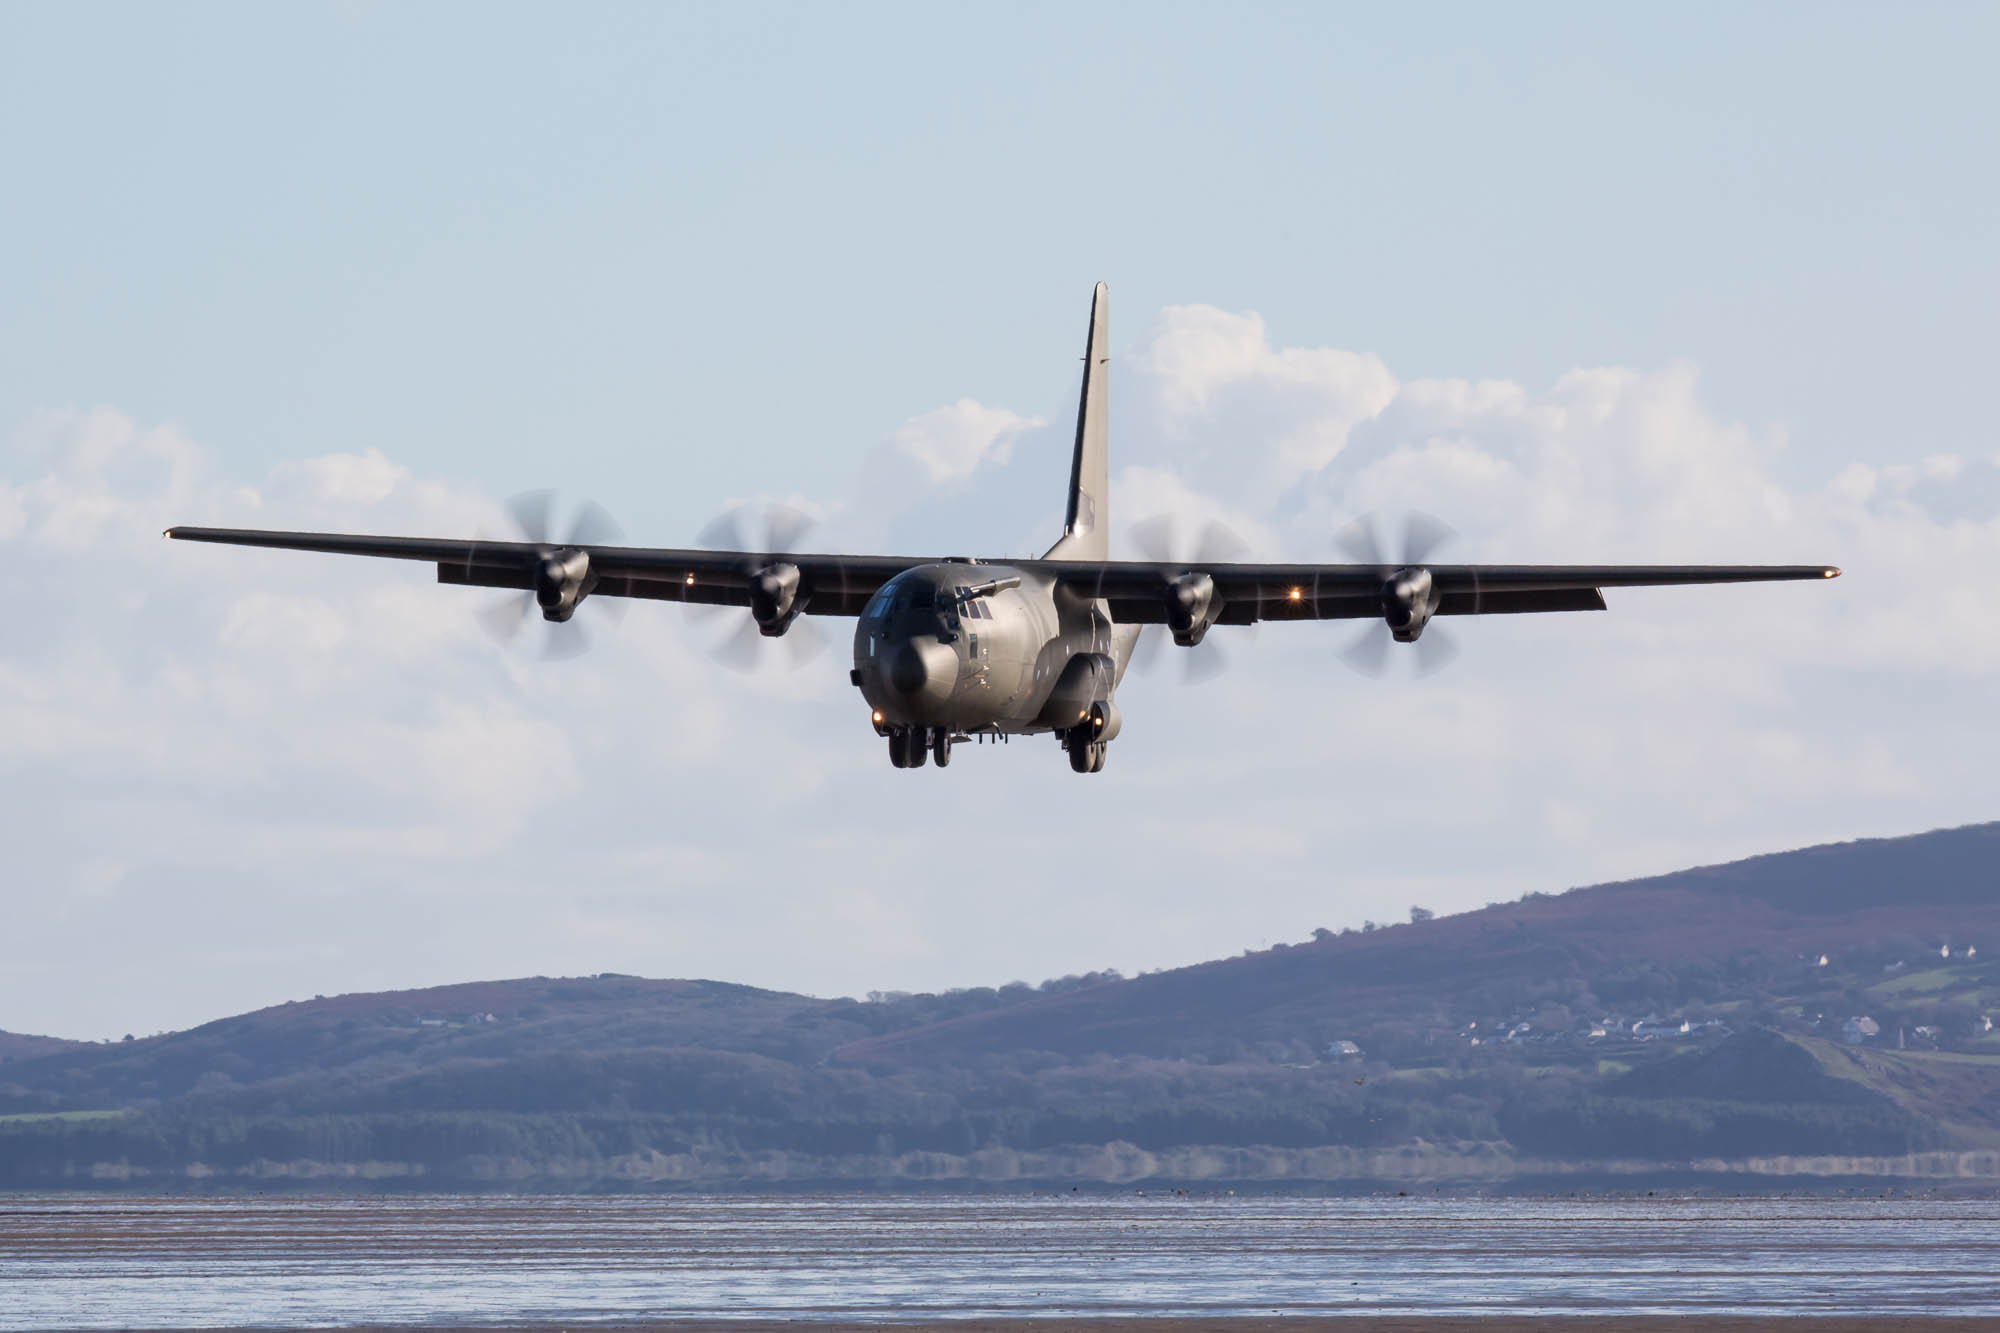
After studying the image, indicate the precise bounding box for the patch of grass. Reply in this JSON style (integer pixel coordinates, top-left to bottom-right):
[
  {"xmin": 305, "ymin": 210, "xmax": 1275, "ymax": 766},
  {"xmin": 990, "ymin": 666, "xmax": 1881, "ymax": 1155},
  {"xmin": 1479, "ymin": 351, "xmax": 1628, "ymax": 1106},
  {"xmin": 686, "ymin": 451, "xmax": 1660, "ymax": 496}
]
[
  {"xmin": 1872, "ymin": 966, "xmax": 1970, "ymax": 996},
  {"xmin": 1892, "ymin": 1049, "xmax": 2000, "ymax": 1068}
]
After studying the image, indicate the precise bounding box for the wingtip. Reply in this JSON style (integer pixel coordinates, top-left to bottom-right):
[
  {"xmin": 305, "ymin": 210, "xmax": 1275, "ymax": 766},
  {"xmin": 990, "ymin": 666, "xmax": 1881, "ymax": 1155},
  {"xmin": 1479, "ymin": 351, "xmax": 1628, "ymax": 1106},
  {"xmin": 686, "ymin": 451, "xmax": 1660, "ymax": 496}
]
[{"xmin": 1825, "ymin": 567, "xmax": 1842, "ymax": 579}]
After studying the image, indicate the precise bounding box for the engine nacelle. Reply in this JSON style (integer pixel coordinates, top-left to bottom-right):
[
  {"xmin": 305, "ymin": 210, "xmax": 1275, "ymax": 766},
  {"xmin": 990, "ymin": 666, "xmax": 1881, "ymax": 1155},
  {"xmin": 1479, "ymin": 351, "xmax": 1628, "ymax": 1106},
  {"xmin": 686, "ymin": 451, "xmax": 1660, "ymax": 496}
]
[
  {"xmin": 1165, "ymin": 572, "xmax": 1217, "ymax": 646},
  {"xmin": 750, "ymin": 561, "xmax": 804, "ymax": 635},
  {"xmin": 1383, "ymin": 566, "xmax": 1437, "ymax": 642},
  {"xmin": 535, "ymin": 549, "xmax": 591, "ymax": 622}
]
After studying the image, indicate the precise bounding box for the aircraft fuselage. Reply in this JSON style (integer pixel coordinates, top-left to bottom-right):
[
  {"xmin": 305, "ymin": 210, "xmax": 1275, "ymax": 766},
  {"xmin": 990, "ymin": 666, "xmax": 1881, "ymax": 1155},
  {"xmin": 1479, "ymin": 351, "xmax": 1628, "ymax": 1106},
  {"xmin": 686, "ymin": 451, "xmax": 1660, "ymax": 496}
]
[{"xmin": 853, "ymin": 562, "xmax": 1136, "ymax": 744}]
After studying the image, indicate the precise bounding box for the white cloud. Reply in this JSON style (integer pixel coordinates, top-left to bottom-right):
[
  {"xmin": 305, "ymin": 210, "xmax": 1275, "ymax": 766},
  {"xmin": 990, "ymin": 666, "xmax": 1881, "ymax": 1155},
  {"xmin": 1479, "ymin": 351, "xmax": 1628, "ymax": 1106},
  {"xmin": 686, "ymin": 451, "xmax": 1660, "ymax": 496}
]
[
  {"xmin": 1134, "ymin": 304, "xmax": 1399, "ymax": 485},
  {"xmin": 890, "ymin": 398, "xmax": 1044, "ymax": 483}
]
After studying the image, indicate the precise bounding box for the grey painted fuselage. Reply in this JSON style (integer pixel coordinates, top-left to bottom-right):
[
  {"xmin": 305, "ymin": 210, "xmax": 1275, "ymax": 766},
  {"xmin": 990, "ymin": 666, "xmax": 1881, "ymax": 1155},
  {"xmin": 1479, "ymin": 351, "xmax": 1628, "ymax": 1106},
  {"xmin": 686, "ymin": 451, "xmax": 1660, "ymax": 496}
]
[{"xmin": 854, "ymin": 562, "xmax": 1140, "ymax": 736}]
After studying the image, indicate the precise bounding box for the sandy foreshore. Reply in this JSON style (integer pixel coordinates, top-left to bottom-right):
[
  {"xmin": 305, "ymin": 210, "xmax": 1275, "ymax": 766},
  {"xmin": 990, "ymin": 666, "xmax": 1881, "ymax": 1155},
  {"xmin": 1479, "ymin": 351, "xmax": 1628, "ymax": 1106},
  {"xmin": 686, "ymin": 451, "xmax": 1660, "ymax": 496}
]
[{"xmin": 293, "ymin": 1321, "xmax": 2000, "ymax": 1333}]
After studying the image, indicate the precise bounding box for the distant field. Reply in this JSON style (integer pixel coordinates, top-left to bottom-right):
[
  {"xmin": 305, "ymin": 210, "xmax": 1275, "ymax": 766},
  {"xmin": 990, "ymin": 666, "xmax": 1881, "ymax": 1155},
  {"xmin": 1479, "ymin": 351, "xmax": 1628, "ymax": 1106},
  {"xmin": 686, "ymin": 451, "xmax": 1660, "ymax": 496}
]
[
  {"xmin": 1893, "ymin": 1049, "xmax": 2000, "ymax": 1068},
  {"xmin": 1872, "ymin": 966, "xmax": 1973, "ymax": 995},
  {"xmin": 0, "ymin": 1110, "xmax": 124, "ymax": 1124}
]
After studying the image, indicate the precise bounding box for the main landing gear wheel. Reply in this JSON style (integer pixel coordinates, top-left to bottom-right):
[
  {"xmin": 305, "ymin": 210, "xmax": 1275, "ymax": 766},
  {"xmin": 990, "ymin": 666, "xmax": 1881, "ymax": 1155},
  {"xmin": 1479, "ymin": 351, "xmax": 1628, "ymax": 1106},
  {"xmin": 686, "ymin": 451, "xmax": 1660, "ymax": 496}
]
[
  {"xmin": 1067, "ymin": 734, "xmax": 1107, "ymax": 773},
  {"xmin": 888, "ymin": 728, "xmax": 928, "ymax": 769},
  {"xmin": 932, "ymin": 730, "xmax": 952, "ymax": 768}
]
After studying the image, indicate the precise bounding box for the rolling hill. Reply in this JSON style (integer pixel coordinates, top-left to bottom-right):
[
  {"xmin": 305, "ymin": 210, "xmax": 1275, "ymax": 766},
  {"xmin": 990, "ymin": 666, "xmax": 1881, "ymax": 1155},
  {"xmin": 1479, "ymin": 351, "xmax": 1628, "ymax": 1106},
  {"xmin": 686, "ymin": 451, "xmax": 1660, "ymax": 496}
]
[
  {"xmin": 837, "ymin": 821, "xmax": 2000, "ymax": 1068},
  {"xmin": 1, "ymin": 821, "xmax": 1996, "ymax": 1191}
]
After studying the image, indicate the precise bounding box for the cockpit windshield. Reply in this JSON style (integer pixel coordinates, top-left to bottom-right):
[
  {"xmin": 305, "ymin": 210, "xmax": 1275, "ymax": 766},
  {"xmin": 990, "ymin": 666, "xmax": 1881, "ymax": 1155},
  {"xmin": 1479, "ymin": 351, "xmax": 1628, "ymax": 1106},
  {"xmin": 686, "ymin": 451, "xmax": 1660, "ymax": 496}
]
[{"xmin": 862, "ymin": 578, "xmax": 960, "ymax": 639}]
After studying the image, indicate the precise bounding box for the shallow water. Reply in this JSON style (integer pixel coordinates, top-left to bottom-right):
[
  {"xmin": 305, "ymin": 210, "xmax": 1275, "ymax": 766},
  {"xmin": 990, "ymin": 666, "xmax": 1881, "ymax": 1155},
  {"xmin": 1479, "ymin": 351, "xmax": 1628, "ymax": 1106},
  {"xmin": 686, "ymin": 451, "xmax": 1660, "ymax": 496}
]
[{"xmin": 1, "ymin": 1193, "xmax": 1996, "ymax": 1327}]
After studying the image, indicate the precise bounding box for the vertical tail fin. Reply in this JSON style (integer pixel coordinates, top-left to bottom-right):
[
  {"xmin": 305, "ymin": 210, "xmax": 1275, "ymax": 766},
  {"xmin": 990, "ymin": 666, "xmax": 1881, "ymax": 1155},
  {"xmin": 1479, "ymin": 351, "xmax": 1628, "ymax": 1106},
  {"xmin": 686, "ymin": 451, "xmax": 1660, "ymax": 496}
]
[{"xmin": 1044, "ymin": 282, "xmax": 1109, "ymax": 561}]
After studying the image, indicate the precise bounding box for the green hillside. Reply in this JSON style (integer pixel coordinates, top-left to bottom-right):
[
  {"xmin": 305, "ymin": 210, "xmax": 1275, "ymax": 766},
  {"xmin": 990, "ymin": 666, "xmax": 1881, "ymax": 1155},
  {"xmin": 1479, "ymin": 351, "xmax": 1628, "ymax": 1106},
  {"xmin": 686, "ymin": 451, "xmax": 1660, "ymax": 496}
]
[{"xmin": 2, "ymin": 822, "xmax": 1997, "ymax": 1191}]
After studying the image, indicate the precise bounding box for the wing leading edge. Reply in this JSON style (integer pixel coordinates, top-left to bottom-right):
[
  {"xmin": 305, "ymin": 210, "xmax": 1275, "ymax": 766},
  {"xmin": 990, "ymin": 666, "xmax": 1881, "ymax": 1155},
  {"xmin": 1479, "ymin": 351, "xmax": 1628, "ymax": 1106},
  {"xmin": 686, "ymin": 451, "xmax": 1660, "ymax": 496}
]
[
  {"xmin": 163, "ymin": 526, "xmax": 910, "ymax": 617},
  {"xmin": 1047, "ymin": 559, "xmax": 1840, "ymax": 625},
  {"xmin": 164, "ymin": 525, "xmax": 1837, "ymax": 625}
]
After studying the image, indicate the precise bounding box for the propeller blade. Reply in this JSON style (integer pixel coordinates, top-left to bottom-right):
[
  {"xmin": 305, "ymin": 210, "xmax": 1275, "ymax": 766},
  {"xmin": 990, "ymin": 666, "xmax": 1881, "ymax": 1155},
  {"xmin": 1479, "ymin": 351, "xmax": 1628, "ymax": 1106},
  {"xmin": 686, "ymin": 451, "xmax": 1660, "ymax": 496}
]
[
  {"xmin": 1129, "ymin": 514, "xmax": 1179, "ymax": 565},
  {"xmin": 1402, "ymin": 511, "xmax": 1456, "ymax": 567},
  {"xmin": 1130, "ymin": 514, "xmax": 1248, "ymax": 569},
  {"xmin": 566, "ymin": 499, "xmax": 625, "ymax": 548},
  {"xmin": 1182, "ymin": 638, "xmax": 1229, "ymax": 685},
  {"xmin": 682, "ymin": 599, "xmax": 731, "ymax": 632},
  {"xmin": 1340, "ymin": 625, "xmax": 1392, "ymax": 677},
  {"xmin": 784, "ymin": 617, "xmax": 829, "ymax": 668},
  {"xmin": 1192, "ymin": 520, "xmax": 1249, "ymax": 566},
  {"xmin": 476, "ymin": 592, "xmax": 533, "ymax": 647},
  {"xmin": 1336, "ymin": 516, "xmax": 1387, "ymax": 569},
  {"xmin": 762, "ymin": 504, "xmax": 817, "ymax": 555},
  {"xmin": 1414, "ymin": 624, "xmax": 1460, "ymax": 677},
  {"xmin": 697, "ymin": 509, "xmax": 749, "ymax": 554},
  {"xmin": 541, "ymin": 621, "xmax": 592, "ymax": 661},
  {"xmin": 507, "ymin": 490, "xmax": 556, "ymax": 546},
  {"xmin": 712, "ymin": 617, "xmax": 768, "ymax": 673}
]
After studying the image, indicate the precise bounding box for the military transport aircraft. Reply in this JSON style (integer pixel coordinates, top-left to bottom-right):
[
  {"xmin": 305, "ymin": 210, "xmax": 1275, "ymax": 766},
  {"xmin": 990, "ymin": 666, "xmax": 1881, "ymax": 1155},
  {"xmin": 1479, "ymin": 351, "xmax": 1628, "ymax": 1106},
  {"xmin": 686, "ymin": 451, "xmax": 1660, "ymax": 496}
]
[{"xmin": 167, "ymin": 284, "xmax": 1839, "ymax": 774}]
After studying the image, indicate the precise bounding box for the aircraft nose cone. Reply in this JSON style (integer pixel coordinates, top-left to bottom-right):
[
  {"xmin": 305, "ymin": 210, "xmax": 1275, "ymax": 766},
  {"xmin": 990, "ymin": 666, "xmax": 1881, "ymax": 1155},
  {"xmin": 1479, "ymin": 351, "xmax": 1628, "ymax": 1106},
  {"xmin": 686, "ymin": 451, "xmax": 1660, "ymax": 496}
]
[
  {"xmin": 885, "ymin": 641, "xmax": 934, "ymax": 696},
  {"xmin": 881, "ymin": 638, "xmax": 954, "ymax": 706}
]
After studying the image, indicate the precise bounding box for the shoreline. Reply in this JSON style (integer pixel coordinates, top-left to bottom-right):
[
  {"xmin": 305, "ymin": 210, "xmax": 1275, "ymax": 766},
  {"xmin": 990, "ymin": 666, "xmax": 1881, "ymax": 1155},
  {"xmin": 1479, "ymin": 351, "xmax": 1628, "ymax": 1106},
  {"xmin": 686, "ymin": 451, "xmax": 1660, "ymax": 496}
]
[{"xmin": 234, "ymin": 1312, "xmax": 2000, "ymax": 1320}]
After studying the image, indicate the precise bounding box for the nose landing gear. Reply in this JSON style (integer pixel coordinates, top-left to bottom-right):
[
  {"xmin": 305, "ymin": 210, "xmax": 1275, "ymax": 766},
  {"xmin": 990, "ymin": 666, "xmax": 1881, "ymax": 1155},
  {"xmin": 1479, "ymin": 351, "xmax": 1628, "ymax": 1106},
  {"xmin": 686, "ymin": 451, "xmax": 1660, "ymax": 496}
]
[
  {"xmin": 887, "ymin": 727, "xmax": 927, "ymax": 768},
  {"xmin": 887, "ymin": 726, "xmax": 955, "ymax": 769}
]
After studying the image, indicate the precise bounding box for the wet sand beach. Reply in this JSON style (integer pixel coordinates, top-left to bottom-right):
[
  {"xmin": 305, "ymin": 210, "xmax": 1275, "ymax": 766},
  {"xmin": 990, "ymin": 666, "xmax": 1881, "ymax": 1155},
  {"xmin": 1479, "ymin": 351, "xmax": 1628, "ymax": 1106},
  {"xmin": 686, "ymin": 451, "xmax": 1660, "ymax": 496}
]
[
  {"xmin": 5, "ymin": 1194, "xmax": 1995, "ymax": 1329},
  {"xmin": 316, "ymin": 1322, "xmax": 2000, "ymax": 1333}
]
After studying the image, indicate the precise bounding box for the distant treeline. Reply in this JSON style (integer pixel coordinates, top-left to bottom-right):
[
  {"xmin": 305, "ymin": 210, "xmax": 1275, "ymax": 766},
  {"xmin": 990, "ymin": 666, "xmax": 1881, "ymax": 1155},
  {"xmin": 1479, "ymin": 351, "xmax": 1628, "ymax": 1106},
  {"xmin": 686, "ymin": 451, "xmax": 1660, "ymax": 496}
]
[{"xmin": 0, "ymin": 1037, "xmax": 1938, "ymax": 1191}]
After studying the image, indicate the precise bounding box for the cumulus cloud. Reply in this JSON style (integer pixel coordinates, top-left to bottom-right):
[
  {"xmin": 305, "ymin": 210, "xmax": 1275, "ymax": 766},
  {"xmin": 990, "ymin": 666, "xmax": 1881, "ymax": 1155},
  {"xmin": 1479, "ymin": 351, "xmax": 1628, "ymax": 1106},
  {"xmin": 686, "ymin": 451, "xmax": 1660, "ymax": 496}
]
[
  {"xmin": 1133, "ymin": 304, "xmax": 1399, "ymax": 486},
  {"xmin": 890, "ymin": 399, "xmax": 1045, "ymax": 483},
  {"xmin": 5, "ymin": 306, "xmax": 1998, "ymax": 1040}
]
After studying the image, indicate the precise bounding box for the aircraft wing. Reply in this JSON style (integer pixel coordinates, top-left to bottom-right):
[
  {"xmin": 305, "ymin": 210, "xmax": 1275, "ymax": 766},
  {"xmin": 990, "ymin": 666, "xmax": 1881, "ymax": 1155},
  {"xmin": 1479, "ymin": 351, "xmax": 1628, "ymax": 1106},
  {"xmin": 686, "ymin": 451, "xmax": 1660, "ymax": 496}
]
[
  {"xmin": 162, "ymin": 527, "xmax": 912, "ymax": 615},
  {"xmin": 163, "ymin": 526, "xmax": 1838, "ymax": 624},
  {"xmin": 1044, "ymin": 560, "xmax": 1841, "ymax": 625}
]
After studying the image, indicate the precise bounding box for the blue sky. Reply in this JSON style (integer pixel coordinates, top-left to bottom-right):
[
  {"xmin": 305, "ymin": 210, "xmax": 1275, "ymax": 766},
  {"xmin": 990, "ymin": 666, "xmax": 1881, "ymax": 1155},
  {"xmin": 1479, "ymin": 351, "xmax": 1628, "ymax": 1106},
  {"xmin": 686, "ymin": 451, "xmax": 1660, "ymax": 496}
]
[{"xmin": 3, "ymin": 3, "xmax": 1997, "ymax": 1038}]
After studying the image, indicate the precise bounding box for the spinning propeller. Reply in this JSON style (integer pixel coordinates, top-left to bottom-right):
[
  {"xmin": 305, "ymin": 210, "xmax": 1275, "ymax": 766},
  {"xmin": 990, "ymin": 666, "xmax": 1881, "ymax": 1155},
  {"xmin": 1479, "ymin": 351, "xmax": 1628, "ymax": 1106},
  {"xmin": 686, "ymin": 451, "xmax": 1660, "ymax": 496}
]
[
  {"xmin": 686, "ymin": 503, "xmax": 830, "ymax": 673},
  {"xmin": 1126, "ymin": 514, "xmax": 1253, "ymax": 684},
  {"xmin": 1334, "ymin": 511, "xmax": 1459, "ymax": 677},
  {"xmin": 475, "ymin": 491, "xmax": 626, "ymax": 660}
]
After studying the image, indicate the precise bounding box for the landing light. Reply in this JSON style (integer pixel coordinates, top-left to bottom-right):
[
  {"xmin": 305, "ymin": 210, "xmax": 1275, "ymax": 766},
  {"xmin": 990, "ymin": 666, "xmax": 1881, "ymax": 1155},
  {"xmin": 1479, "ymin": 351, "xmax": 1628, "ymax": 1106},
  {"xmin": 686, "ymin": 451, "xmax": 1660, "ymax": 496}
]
[
  {"xmin": 1824, "ymin": 568, "xmax": 1841, "ymax": 578},
  {"xmin": 871, "ymin": 710, "xmax": 883, "ymax": 724},
  {"xmin": 685, "ymin": 573, "xmax": 695, "ymax": 584},
  {"xmin": 1288, "ymin": 587, "xmax": 1302, "ymax": 601}
]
